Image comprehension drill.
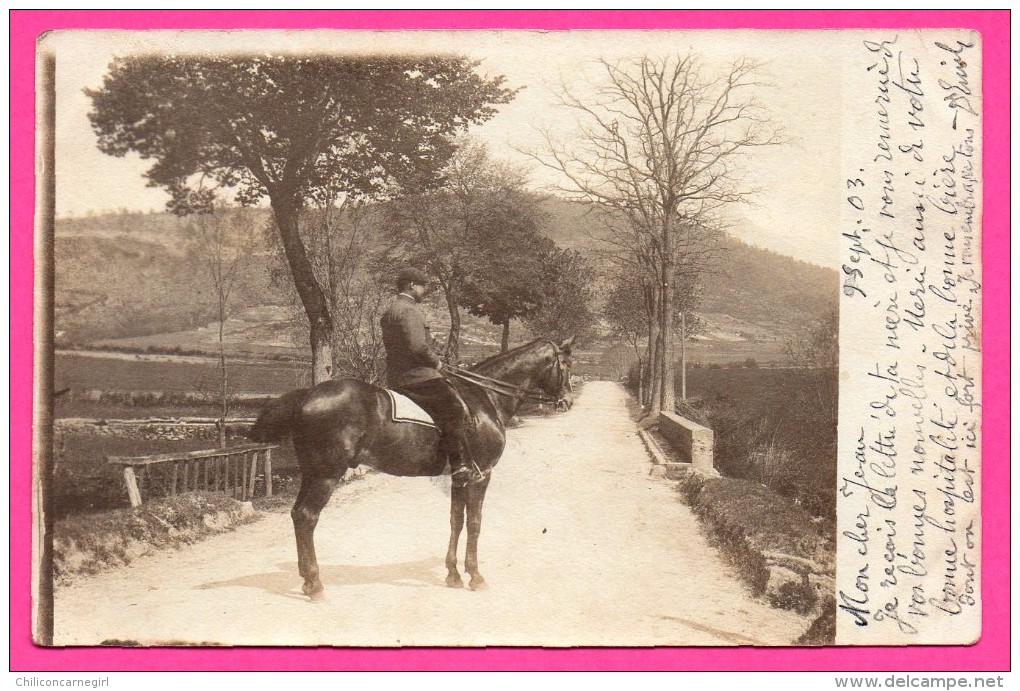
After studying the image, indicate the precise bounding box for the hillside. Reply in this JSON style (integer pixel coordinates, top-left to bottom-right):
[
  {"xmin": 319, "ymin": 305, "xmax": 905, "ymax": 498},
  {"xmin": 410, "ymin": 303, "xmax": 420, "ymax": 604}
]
[
  {"xmin": 53, "ymin": 204, "xmax": 836, "ymax": 363},
  {"xmin": 535, "ymin": 197, "xmax": 838, "ymax": 341},
  {"xmin": 54, "ymin": 210, "xmax": 284, "ymax": 344},
  {"xmin": 699, "ymin": 239, "xmax": 837, "ymax": 336}
]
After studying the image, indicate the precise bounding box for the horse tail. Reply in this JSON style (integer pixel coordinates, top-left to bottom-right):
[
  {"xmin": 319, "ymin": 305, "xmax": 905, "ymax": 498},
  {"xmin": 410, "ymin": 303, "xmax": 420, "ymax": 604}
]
[{"xmin": 248, "ymin": 389, "xmax": 307, "ymax": 442}]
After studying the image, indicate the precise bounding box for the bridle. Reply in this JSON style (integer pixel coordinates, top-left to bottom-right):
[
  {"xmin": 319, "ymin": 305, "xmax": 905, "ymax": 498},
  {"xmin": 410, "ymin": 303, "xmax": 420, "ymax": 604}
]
[{"xmin": 443, "ymin": 341, "xmax": 571, "ymax": 409}]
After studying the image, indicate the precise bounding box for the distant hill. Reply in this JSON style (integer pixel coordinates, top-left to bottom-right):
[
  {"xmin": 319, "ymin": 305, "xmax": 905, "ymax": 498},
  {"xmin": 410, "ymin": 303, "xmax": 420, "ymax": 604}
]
[
  {"xmin": 700, "ymin": 238, "xmax": 837, "ymax": 332},
  {"xmin": 54, "ymin": 203, "xmax": 836, "ymax": 363},
  {"xmin": 534, "ymin": 197, "xmax": 838, "ymax": 339},
  {"xmin": 54, "ymin": 210, "xmax": 282, "ymax": 343}
]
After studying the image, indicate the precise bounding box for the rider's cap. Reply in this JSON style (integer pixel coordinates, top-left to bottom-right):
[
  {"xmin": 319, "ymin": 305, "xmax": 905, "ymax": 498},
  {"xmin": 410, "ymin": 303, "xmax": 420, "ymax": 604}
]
[{"xmin": 397, "ymin": 268, "xmax": 431, "ymax": 289}]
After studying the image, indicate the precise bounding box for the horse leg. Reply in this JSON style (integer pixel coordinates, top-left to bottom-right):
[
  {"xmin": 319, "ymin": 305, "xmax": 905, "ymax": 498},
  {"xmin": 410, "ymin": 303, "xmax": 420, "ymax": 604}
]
[
  {"xmin": 464, "ymin": 476, "xmax": 491, "ymax": 591},
  {"xmin": 291, "ymin": 473, "xmax": 341, "ymax": 600},
  {"xmin": 445, "ymin": 483, "xmax": 468, "ymax": 588}
]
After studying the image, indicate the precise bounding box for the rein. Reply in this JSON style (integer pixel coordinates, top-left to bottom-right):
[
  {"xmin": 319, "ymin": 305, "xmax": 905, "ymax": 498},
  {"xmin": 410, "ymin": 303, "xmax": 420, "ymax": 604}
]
[{"xmin": 444, "ymin": 365, "xmax": 560, "ymax": 405}]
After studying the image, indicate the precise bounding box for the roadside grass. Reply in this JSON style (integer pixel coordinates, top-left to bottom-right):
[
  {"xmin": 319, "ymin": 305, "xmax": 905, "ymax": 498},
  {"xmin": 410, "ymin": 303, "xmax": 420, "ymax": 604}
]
[
  {"xmin": 676, "ymin": 470, "xmax": 835, "ymax": 574},
  {"xmin": 54, "ymin": 492, "xmax": 262, "ymax": 585},
  {"xmin": 674, "ymin": 467, "xmax": 836, "ymax": 644}
]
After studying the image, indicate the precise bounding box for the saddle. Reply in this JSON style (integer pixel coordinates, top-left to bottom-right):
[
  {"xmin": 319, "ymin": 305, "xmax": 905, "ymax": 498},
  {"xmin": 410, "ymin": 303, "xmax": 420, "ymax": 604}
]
[{"xmin": 384, "ymin": 389, "xmax": 437, "ymax": 428}]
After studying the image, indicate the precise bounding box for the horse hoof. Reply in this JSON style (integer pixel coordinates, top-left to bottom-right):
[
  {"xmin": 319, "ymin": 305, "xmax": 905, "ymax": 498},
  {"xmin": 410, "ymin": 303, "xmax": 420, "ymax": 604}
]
[
  {"xmin": 303, "ymin": 582, "xmax": 325, "ymax": 601},
  {"xmin": 469, "ymin": 576, "xmax": 487, "ymax": 591},
  {"xmin": 446, "ymin": 573, "xmax": 464, "ymax": 588}
]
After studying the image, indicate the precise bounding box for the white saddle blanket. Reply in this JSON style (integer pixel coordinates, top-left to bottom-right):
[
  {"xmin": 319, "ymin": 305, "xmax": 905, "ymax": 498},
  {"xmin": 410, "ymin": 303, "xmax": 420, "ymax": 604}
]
[{"xmin": 385, "ymin": 389, "xmax": 437, "ymax": 428}]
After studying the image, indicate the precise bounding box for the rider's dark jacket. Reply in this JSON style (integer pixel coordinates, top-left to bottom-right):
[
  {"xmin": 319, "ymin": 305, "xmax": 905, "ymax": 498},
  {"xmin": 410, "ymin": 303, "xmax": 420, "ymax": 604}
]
[{"xmin": 380, "ymin": 293, "xmax": 443, "ymax": 388}]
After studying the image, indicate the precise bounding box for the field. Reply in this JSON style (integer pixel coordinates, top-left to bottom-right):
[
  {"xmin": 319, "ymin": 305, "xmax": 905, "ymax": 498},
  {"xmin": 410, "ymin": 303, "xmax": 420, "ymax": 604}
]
[
  {"xmin": 52, "ymin": 351, "xmax": 312, "ymax": 518},
  {"xmin": 55, "ymin": 352, "xmax": 311, "ymax": 397},
  {"xmin": 683, "ymin": 366, "xmax": 837, "ymax": 519},
  {"xmin": 681, "ymin": 339, "xmax": 789, "ymax": 367},
  {"xmin": 54, "ymin": 426, "xmax": 302, "ymax": 520}
]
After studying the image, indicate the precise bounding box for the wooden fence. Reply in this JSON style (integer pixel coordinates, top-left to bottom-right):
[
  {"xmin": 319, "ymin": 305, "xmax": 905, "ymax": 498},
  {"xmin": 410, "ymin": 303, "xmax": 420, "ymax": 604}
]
[{"xmin": 107, "ymin": 443, "xmax": 278, "ymax": 508}]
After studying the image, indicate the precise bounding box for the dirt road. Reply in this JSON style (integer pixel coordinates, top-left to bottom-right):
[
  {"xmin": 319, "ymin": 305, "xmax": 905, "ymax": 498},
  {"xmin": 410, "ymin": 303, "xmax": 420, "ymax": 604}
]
[{"xmin": 54, "ymin": 381, "xmax": 810, "ymax": 646}]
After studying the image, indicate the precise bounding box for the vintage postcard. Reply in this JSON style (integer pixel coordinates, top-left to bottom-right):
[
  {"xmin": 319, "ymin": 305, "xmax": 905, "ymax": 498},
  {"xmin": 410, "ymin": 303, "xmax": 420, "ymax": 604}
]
[{"xmin": 31, "ymin": 24, "xmax": 988, "ymax": 655}]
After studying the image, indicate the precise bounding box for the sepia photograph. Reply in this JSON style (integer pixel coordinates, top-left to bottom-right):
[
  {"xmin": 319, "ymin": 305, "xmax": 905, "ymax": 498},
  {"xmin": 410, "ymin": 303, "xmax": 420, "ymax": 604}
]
[{"xmin": 21, "ymin": 14, "xmax": 998, "ymax": 664}]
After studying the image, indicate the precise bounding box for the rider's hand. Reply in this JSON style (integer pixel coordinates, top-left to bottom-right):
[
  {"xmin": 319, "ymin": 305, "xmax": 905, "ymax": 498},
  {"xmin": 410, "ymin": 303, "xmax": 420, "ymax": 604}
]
[{"xmin": 436, "ymin": 361, "xmax": 444, "ymax": 371}]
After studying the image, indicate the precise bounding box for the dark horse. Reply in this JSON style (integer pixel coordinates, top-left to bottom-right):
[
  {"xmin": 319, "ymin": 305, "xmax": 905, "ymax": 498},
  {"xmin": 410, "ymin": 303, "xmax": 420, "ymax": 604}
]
[{"xmin": 249, "ymin": 337, "xmax": 574, "ymax": 598}]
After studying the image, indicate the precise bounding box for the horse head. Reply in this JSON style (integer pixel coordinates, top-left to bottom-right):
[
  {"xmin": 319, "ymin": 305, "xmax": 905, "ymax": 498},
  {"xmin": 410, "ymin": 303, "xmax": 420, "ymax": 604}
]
[
  {"xmin": 545, "ymin": 336, "xmax": 575, "ymax": 411},
  {"xmin": 468, "ymin": 336, "xmax": 576, "ymax": 414}
]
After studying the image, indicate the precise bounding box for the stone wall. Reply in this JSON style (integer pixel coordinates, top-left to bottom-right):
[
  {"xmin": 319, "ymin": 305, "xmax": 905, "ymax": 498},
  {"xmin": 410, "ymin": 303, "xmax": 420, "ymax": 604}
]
[{"xmin": 658, "ymin": 411, "xmax": 714, "ymax": 472}]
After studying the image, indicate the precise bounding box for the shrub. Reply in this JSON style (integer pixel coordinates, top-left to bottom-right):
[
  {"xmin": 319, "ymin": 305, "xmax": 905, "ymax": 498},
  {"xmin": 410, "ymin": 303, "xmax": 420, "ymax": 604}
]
[
  {"xmin": 797, "ymin": 596, "xmax": 837, "ymax": 645},
  {"xmin": 693, "ymin": 476, "xmax": 833, "ymax": 569},
  {"xmin": 748, "ymin": 437, "xmax": 797, "ymax": 490},
  {"xmin": 771, "ymin": 579, "xmax": 818, "ymax": 615},
  {"xmin": 54, "ymin": 492, "xmax": 260, "ymax": 583}
]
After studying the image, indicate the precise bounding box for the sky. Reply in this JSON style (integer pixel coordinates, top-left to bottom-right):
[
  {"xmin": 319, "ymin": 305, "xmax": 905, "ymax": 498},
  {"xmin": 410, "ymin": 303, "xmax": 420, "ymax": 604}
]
[{"xmin": 46, "ymin": 29, "xmax": 844, "ymax": 267}]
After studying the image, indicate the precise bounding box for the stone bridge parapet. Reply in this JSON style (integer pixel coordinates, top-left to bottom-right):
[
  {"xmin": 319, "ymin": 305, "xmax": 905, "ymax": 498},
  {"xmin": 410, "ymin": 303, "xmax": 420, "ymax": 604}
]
[{"xmin": 658, "ymin": 411, "xmax": 714, "ymax": 472}]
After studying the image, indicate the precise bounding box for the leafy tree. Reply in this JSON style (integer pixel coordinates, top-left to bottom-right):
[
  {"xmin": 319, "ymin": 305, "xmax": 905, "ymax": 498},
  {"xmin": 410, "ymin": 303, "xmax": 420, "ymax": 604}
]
[
  {"xmin": 784, "ymin": 308, "xmax": 839, "ymax": 425},
  {"xmin": 88, "ymin": 55, "xmax": 515, "ymax": 382},
  {"xmin": 381, "ymin": 140, "xmax": 536, "ymax": 360},
  {"xmin": 458, "ymin": 193, "xmax": 551, "ymax": 352},
  {"xmin": 524, "ymin": 246, "xmax": 598, "ymax": 345}
]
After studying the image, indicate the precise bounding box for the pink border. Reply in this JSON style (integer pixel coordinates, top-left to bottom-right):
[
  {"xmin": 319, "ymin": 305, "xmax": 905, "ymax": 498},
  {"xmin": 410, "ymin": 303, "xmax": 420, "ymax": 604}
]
[{"xmin": 11, "ymin": 10, "xmax": 1009, "ymax": 672}]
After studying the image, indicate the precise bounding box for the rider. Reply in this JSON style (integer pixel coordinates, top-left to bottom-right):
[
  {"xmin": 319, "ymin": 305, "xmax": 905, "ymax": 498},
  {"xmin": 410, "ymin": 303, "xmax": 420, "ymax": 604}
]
[{"xmin": 381, "ymin": 268, "xmax": 480, "ymax": 487}]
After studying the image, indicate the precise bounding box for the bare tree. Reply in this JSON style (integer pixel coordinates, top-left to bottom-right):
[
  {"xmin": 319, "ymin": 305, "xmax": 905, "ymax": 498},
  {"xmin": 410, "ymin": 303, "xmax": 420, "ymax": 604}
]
[
  {"xmin": 603, "ymin": 273, "xmax": 650, "ymax": 402},
  {"xmin": 536, "ymin": 54, "xmax": 777, "ymax": 413},
  {"xmin": 188, "ymin": 208, "xmax": 255, "ymax": 446}
]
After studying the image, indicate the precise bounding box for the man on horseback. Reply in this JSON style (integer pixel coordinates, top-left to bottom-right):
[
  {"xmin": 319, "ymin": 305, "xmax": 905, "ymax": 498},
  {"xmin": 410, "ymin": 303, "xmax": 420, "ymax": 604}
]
[{"xmin": 381, "ymin": 268, "xmax": 480, "ymax": 487}]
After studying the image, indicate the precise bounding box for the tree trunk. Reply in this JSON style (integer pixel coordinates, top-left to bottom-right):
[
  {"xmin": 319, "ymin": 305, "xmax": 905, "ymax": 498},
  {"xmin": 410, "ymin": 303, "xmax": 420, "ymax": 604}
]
[
  {"xmin": 661, "ymin": 315, "xmax": 676, "ymax": 412},
  {"xmin": 659, "ymin": 215, "xmax": 677, "ymax": 415},
  {"xmin": 635, "ymin": 354, "xmax": 644, "ymax": 406},
  {"xmin": 644, "ymin": 281, "xmax": 660, "ymax": 406},
  {"xmin": 679, "ymin": 311, "xmax": 687, "ymax": 401},
  {"xmin": 652, "ymin": 316, "xmax": 667, "ymax": 412},
  {"xmin": 444, "ymin": 286, "xmax": 461, "ymax": 364},
  {"xmin": 647, "ymin": 278, "xmax": 663, "ymax": 411},
  {"xmin": 270, "ymin": 196, "xmax": 334, "ymax": 384},
  {"xmin": 500, "ymin": 319, "xmax": 510, "ymax": 352},
  {"xmin": 218, "ymin": 298, "xmax": 228, "ymax": 448}
]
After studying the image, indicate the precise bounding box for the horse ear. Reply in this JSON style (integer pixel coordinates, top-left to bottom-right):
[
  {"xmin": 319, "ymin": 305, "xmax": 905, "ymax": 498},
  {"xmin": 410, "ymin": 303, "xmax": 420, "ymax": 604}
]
[{"xmin": 559, "ymin": 335, "xmax": 575, "ymax": 354}]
